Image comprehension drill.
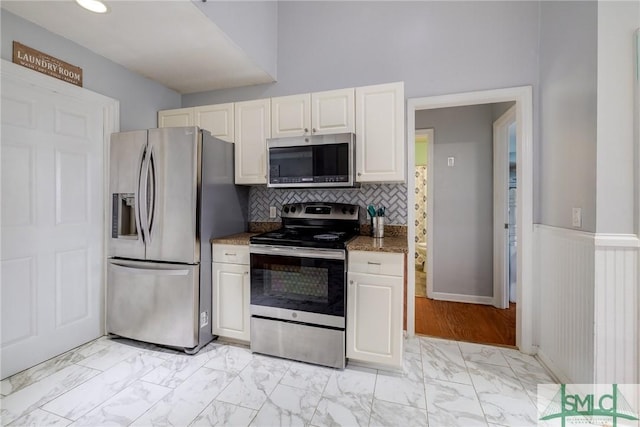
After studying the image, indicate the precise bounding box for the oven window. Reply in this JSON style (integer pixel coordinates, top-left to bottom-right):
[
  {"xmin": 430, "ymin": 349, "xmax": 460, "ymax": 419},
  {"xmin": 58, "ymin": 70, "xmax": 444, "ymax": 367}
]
[
  {"xmin": 251, "ymin": 253, "xmax": 345, "ymax": 317},
  {"xmin": 269, "ymin": 265, "xmax": 328, "ymax": 303}
]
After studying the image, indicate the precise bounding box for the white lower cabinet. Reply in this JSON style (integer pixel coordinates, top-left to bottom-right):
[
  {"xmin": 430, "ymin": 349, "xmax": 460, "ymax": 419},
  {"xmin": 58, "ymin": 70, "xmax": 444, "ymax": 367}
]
[
  {"xmin": 212, "ymin": 244, "xmax": 250, "ymax": 341},
  {"xmin": 347, "ymin": 251, "xmax": 404, "ymax": 368}
]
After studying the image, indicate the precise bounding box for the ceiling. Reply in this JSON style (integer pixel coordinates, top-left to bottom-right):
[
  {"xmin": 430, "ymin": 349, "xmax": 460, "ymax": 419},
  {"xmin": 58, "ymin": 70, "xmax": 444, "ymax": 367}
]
[{"xmin": 2, "ymin": 0, "xmax": 275, "ymax": 94}]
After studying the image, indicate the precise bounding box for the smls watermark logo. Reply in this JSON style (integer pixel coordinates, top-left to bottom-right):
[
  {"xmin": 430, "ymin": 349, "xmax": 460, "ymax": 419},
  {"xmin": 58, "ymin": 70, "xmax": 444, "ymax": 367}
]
[{"xmin": 538, "ymin": 384, "xmax": 639, "ymax": 426}]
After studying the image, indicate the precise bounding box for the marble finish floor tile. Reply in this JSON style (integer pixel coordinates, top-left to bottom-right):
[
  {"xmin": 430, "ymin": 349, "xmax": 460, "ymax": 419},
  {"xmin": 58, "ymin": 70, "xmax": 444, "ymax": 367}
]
[
  {"xmin": 42, "ymin": 353, "xmax": 165, "ymax": 421},
  {"xmin": 459, "ymin": 342, "xmax": 509, "ymax": 367},
  {"xmin": 7, "ymin": 408, "xmax": 72, "ymax": 427},
  {"xmin": 425, "ymin": 379, "xmax": 487, "ymax": 427},
  {"xmin": 70, "ymin": 380, "xmax": 171, "ymax": 426},
  {"xmin": 2, "ymin": 334, "xmax": 556, "ymax": 427},
  {"xmin": 250, "ymin": 383, "xmax": 321, "ymax": 426},
  {"xmin": 1, "ymin": 364, "xmax": 100, "ymax": 425},
  {"xmin": 131, "ymin": 367, "xmax": 235, "ymax": 426},
  {"xmin": 190, "ymin": 400, "xmax": 257, "ymax": 427},
  {"xmin": 369, "ymin": 399, "xmax": 428, "ymax": 427}
]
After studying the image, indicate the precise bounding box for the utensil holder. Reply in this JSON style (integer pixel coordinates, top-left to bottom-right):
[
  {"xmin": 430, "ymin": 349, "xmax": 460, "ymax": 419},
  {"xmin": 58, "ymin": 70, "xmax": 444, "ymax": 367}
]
[{"xmin": 373, "ymin": 216, "xmax": 384, "ymax": 238}]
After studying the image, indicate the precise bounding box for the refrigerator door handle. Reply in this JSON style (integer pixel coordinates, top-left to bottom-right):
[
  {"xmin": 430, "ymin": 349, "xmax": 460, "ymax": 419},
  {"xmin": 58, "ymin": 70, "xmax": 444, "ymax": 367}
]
[
  {"xmin": 110, "ymin": 262, "xmax": 190, "ymax": 276},
  {"xmin": 147, "ymin": 147, "xmax": 157, "ymax": 240},
  {"xmin": 139, "ymin": 146, "xmax": 151, "ymax": 245}
]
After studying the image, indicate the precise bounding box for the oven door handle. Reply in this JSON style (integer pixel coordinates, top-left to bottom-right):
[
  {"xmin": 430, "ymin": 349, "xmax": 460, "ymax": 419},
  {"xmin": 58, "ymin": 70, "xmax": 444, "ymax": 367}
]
[{"xmin": 250, "ymin": 244, "xmax": 345, "ymax": 260}]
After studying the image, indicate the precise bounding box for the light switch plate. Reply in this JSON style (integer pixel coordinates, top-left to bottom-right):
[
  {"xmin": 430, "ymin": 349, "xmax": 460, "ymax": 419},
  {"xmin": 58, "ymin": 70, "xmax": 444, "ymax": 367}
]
[
  {"xmin": 269, "ymin": 206, "xmax": 277, "ymax": 218},
  {"xmin": 572, "ymin": 207, "xmax": 582, "ymax": 228},
  {"xmin": 447, "ymin": 157, "xmax": 455, "ymax": 167}
]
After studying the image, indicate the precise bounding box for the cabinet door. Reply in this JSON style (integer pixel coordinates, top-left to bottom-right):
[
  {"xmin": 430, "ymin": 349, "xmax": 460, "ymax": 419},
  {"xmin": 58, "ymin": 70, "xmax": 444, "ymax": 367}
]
[
  {"xmin": 312, "ymin": 88, "xmax": 355, "ymax": 135},
  {"xmin": 194, "ymin": 103, "xmax": 234, "ymax": 142},
  {"xmin": 212, "ymin": 262, "xmax": 250, "ymax": 341},
  {"xmin": 271, "ymin": 93, "xmax": 311, "ymax": 138},
  {"xmin": 158, "ymin": 108, "xmax": 194, "ymax": 128},
  {"xmin": 347, "ymin": 271, "xmax": 403, "ymax": 368},
  {"xmin": 234, "ymin": 99, "xmax": 270, "ymax": 184},
  {"xmin": 355, "ymin": 82, "xmax": 405, "ymax": 182}
]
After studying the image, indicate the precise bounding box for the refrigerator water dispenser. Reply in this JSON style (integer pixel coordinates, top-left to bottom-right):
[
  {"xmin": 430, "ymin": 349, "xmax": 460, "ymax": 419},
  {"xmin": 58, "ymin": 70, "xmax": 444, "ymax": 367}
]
[{"xmin": 112, "ymin": 193, "xmax": 137, "ymax": 239}]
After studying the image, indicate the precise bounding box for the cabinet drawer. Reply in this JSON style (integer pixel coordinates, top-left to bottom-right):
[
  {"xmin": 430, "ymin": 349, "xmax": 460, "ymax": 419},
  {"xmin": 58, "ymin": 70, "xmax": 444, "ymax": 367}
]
[
  {"xmin": 348, "ymin": 251, "xmax": 403, "ymax": 276},
  {"xmin": 212, "ymin": 244, "xmax": 249, "ymax": 265}
]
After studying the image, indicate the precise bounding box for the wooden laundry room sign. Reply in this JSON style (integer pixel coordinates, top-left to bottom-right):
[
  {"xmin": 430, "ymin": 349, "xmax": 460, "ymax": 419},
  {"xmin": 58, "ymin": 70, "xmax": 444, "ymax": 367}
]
[{"xmin": 12, "ymin": 41, "xmax": 83, "ymax": 87}]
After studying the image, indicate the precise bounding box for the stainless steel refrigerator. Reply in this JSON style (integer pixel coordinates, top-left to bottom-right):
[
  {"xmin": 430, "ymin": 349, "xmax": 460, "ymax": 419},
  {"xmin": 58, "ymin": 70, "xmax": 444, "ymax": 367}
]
[{"xmin": 107, "ymin": 127, "xmax": 248, "ymax": 353}]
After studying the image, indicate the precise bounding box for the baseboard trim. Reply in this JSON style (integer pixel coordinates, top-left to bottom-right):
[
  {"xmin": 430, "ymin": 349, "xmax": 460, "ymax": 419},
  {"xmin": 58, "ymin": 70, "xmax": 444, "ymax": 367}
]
[
  {"xmin": 431, "ymin": 292, "xmax": 494, "ymax": 305},
  {"xmin": 536, "ymin": 348, "xmax": 572, "ymax": 384}
]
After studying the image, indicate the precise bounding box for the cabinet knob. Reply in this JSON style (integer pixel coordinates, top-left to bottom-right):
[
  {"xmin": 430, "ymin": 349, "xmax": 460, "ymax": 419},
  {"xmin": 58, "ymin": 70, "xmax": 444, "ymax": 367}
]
[
  {"xmin": 350, "ymin": 280, "xmax": 354, "ymax": 284},
  {"xmin": 312, "ymin": 128, "xmax": 316, "ymax": 133},
  {"xmin": 357, "ymin": 172, "xmax": 362, "ymax": 176},
  {"xmin": 244, "ymin": 271, "xmax": 249, "ymax": 275},
  {"xmin": 304, "ymin": 128, "xmax": 309, "ymax": 133}
]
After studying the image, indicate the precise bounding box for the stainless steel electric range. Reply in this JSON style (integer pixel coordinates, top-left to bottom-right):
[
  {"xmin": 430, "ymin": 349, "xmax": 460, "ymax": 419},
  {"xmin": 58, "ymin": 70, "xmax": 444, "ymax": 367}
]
[{"xmin": 249, "ymin": 202, "xmax": 360, "ymax": 369}]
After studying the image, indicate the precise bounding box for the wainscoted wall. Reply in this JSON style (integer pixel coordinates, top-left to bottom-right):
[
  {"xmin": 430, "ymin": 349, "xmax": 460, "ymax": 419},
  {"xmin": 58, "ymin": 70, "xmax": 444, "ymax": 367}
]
[
  {"xmin": 593, "ymin": 235, "xmax": 639, "ymax": 384},
  {"xmin": 414, "ymin": 166, "xmax": 427, "ymax": 268},
  {"xmin": 249, "ymin": 184, "xmax": 408, "ymax": 224},
  {"xmin": 535, "ymin": 225, "xmax": 595, "ymax": 384},
  {"xmin": 535, "ymin": 225, "xmax": 640, "ymax": 385}
]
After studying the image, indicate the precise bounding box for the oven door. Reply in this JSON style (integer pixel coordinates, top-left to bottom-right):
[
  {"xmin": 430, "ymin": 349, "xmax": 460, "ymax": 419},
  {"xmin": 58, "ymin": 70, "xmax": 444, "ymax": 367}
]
[{"xmin": 249, "ymin": 244, "xmax": 346, "ymax": 328}]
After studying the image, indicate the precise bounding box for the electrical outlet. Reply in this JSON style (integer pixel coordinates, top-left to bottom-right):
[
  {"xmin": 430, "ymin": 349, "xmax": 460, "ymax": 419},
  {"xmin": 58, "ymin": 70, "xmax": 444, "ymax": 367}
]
[
  {"xmin": 572, "ymin": 207, "xmax": 582, "ymax": 228},
  {"xmin": 200, "ymin": 311, "xmax": 208, "ymax": 327},
  {"xmin": 269, "ymin": 206, "xmax": 277, "ymax": 218}
]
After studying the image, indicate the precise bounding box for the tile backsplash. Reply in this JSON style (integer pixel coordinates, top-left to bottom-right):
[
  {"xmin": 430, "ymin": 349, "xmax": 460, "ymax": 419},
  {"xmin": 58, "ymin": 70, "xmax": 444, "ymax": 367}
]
[{"xmin": 249, "ymin": 184, "xmax": 408, "ymax": 225}]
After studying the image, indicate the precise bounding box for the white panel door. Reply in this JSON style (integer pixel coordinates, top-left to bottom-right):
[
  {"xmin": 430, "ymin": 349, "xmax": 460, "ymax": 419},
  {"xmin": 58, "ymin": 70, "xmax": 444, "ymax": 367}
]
[
  {"xmin": 346, "ymin": 271, "xmax": 403, "ymax": 368},
  {"xmin": 212, "ymin": 262, "xmax": 250, "ymax": 341},
  {"xmin": 355, "ymin": 82, "xmax": 405, "ymax": 182},
  {"xmin": 1, "ymin": 64, "xmax": 111, "ymax": 379},
  {"xmin": 234, "ymin": 99, "xmax": 270, "ymax": 184}
]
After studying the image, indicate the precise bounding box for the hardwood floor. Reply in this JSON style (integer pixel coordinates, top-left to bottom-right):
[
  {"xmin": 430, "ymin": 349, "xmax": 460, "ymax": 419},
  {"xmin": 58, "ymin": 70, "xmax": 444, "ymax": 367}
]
[{"xmin": 415, "ymin": 296, "xmax": 516, "ymax": 347}]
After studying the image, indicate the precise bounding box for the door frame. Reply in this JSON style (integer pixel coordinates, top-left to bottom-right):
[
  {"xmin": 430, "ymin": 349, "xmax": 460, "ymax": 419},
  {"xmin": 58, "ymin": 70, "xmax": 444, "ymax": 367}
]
[
  {"xmin": 493, "ymin": 105, "xmax": 516, "ymax": 309},
  {"xmin": 1, "ymin": 59, "xmax": 120, "ymax": 337},
  {"xmin": 406, "ymin": 86, "xmax": 534, "ymax": 354}
]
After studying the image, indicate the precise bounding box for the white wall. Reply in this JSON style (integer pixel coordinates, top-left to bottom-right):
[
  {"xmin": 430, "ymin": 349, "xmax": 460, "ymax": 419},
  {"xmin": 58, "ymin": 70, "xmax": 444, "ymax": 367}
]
[
  {"xmin": 182, "ymin": 1, "xmax": 539, "ymax": 105},
  {"xmin": 193, "ymin": 0, "xmax": 278, "ymax": 81},
  {"xmin": 596, "ymin": 1, "xmax": 639, "ymax": 235},
  {"xmin": 0, "ymin": 10, "xmax": 181, "ymax": 131},
  {"xmin": 416, "ymin": 105, "xmax": 494, "ymax": 298},
  {"xmin": 538, "ymin": 1, "xmax": 597, "ymax": 232}
]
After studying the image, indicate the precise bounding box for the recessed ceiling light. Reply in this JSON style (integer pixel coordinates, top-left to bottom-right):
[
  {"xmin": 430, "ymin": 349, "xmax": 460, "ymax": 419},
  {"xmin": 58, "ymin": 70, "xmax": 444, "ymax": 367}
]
[{"xmin": 75, "ymin": 0, "xmax": 109, "ymax": 14}]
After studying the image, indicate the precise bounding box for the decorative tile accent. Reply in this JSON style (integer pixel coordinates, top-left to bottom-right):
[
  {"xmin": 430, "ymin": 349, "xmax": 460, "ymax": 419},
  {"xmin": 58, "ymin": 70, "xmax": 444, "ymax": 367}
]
[{"xmin": 248, "ymin": 184, "xmax": 408, "ymax": 225}]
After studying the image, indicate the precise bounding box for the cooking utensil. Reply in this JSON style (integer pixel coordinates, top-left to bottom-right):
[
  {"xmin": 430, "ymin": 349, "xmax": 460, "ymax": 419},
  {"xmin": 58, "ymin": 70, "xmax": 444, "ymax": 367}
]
[{"xmin": 367, "ymin": 205, "xmax": 377, "ymax": 218}]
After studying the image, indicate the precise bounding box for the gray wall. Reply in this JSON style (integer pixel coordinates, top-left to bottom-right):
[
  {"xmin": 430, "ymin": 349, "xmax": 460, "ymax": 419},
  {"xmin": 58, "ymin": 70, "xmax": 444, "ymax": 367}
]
[
  {"xmin": 1, "ymin": 10, "xmax": 181, "ymax": 131},
  {"xmin": 416, "ymin": 104, "xmax": 495, "ymax": 298},
  {"xmin": 595, "ymin": 1, "xmax": 639, "ymax": 234},
  {"xmin": 538, "ymin": 1, "xmax": 597, "ymax": 232},
  {"xmin": 183, "ymin": 1, "xmax": 539, "ymax": 106},
  {"xmin": 193, "ymin": 1, "xmax": 278, "ymax": 80}
]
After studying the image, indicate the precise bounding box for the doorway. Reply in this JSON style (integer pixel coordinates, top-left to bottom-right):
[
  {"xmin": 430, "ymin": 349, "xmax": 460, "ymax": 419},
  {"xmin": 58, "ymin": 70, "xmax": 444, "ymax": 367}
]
[{"xmin": 406, "ymin": 86, "xmax": 534, "ymax": 354}]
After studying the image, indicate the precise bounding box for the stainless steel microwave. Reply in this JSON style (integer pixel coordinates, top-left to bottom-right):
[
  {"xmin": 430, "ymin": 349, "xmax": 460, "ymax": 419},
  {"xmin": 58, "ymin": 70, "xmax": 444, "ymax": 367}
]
[{"xmin": 267, "ymin": 133, "xmax": 355, "ymax": 188}]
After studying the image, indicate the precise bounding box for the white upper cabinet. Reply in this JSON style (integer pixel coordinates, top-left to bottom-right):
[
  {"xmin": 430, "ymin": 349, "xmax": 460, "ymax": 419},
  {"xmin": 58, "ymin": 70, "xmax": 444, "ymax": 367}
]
[
  {"xmin": 355, "ymin": 82, "xmax": 405, "ymax": 183},
  {"xmin": 158, "ymin": 108, "xmax": 194, "ymax": 128},
  {"xmin": 312, "ymin": 88, "xmax": 355, "ymax": 135},
  {"xmin": 234, "ymin": 98, "xmax": 271, "ymax": 185},
  {"xmin": 271, "ymin": 93, "xmax": 311, "ymax": 138},
  {"xmin": 194, "ymin": 103, "xmax": 234, "ymax": 142},
  {"xmin": 271, "ymin": 88, "xmax": 354, "ymax": 138},
  {"xmin": 159, "ymin": 104, "xmax": 235, "ymax": 142}
]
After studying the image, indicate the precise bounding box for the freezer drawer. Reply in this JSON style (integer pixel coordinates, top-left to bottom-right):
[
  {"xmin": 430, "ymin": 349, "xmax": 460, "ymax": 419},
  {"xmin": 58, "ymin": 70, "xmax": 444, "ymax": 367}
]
[{"xmin": 107, "ymin": 259, "xmax": 200, "ymax": 349}]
